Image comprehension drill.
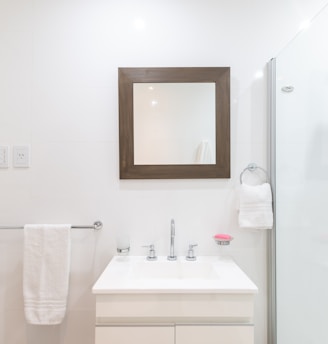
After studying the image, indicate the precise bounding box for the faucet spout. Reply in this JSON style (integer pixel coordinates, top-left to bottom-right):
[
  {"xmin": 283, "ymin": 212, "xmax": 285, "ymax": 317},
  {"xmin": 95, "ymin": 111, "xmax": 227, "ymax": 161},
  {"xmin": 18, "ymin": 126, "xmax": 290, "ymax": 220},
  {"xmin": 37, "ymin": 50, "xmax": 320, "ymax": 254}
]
[{"xmin": 167, "ymin": 219, "xmax": 177, "ymax": 261}]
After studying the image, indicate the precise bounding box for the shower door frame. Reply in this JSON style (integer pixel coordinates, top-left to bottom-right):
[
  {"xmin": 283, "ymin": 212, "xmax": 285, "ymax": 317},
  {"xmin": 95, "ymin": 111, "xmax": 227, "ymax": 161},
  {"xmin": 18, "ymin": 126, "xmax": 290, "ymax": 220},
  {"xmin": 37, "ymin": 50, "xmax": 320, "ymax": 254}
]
[{"xmin": 267, "ymin": 57, "xmax": 277, "ymax": 344}]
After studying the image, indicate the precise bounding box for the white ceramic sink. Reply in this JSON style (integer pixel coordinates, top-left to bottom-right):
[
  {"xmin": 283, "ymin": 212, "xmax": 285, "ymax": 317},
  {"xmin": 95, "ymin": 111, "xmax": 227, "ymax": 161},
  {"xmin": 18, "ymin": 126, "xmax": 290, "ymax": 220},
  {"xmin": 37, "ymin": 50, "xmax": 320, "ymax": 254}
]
[
  {"xmin": 129, "ymin": 259, "xmax": 218, "ymax": 280},
  {"xmin": 92, "ymin": 256, "xmax": 258, "ymax": 294}
]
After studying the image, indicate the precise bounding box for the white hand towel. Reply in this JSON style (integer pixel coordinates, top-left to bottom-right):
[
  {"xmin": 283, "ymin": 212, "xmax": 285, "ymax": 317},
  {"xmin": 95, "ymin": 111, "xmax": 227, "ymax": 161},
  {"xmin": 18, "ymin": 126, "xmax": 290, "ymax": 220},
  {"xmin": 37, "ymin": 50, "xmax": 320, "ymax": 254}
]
[
  {"xmin": 238, "ymin": 183, "xmax": 273, "ymax": 229},
  {"xmin": 23, "ymin": 224, "xmax": 71, "ymax": 325}
]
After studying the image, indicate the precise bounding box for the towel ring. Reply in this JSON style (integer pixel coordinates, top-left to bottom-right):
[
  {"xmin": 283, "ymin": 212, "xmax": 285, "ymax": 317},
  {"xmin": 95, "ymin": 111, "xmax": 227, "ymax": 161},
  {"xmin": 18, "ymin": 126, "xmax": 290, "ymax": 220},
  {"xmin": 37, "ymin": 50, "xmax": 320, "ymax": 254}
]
[{"xmin": 240, "ymin": 163, "xmax": 268, "ymax": 184}]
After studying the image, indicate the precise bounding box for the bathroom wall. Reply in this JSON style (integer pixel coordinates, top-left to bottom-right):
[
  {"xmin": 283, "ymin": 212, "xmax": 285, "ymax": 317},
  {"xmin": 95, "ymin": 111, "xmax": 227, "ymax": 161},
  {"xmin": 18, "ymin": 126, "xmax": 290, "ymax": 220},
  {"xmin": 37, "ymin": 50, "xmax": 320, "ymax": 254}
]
[{"xmin": 0, "ymin": 0, "xmax": 326, "ymax": 343}]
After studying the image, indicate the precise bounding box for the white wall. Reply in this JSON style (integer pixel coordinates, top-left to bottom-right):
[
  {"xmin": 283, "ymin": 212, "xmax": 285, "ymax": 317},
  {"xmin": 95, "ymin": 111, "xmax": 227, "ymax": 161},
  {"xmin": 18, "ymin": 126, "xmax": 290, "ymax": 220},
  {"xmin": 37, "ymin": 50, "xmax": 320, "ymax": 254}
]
[{"xmin": 0, "ymin": 1, "xmax": 326, "ymax": 343}]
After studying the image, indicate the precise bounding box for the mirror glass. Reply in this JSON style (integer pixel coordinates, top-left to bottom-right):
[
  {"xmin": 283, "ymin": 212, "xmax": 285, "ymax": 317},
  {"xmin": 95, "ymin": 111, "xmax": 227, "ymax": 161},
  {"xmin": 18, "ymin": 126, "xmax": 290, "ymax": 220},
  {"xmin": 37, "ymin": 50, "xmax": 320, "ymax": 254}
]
[
  {"xmin": 119, "ymin": 67, "xmax": 230, "ymax": 179},
  {"xmin": 133, "ymin": 82, "xmax": 216, "ymax": 165}
]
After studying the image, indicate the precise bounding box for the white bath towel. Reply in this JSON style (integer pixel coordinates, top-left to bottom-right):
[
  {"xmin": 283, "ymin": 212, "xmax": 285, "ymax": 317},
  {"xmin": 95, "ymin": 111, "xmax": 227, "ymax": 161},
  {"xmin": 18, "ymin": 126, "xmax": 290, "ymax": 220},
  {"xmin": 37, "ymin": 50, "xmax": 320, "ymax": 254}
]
[
  {"xmin": 238, "ymin": 183, "xmax": 273, "ymax": 229},
  {"xmin": 23, "ymin": 224, "xmax": 71, "ymax": 325}
]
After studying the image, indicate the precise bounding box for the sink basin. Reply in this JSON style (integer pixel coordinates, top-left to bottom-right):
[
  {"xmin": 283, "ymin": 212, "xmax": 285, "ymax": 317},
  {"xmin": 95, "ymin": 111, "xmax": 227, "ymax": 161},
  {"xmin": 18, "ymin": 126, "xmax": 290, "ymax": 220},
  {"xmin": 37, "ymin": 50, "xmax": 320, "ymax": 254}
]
[
  {"xmin": 92, "ymin": 256, "xmax": 258, "ymax": 294},
  {"xmin": 129, "ymin": 260, "xmax": 219, "ymax": 280}
]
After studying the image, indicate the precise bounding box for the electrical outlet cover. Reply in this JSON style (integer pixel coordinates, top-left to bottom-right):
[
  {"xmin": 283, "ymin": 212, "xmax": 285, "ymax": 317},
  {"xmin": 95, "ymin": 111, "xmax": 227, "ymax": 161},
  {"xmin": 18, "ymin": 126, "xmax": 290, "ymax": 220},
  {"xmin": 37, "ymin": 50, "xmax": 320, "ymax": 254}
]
[{"xmin": 13, "ymin": 145, "xmax": 30, "ymax": 168}]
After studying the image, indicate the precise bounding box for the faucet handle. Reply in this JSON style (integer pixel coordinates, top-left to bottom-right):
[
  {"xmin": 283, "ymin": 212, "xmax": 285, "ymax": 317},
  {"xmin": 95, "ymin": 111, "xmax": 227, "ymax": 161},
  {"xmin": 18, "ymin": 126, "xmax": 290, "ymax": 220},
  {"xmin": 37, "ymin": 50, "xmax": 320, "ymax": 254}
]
[
  {"xmin": 186, "ymin": 243, "xmax": 198, "ymax": 261},
  {"xmin": 142, "ymin": 244, "xmax": 157, "ymax": 261}
]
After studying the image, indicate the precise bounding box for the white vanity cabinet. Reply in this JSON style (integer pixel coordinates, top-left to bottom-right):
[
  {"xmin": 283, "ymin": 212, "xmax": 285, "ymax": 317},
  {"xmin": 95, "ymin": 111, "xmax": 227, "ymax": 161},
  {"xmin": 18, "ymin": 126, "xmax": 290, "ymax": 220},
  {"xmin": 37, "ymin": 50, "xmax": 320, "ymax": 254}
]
[
  {"xmin": 93, "ymin": 293, "xmax": 256, "ymax": 344},
  {"xmin": 92, "ymin": 256, "xmax": 258, "ymax": 344}
]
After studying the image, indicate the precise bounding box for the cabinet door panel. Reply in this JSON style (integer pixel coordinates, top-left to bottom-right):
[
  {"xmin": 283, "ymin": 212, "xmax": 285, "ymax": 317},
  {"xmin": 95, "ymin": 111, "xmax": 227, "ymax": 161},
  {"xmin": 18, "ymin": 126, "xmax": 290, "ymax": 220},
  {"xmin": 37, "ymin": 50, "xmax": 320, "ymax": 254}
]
[
  {"xmin": 96, "ymin": 326, "xmax": 174, "ymax": 344},
  {"xmin": 176, "ymin": 325, "xmax": 253, "ymax": 344}
]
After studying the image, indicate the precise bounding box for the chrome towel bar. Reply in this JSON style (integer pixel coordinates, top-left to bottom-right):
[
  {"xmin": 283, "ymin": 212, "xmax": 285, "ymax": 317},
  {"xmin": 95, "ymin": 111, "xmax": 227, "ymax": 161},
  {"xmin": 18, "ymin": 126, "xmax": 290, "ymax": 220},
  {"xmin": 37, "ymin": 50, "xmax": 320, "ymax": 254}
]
[{"xmin": 0, "ymin": 221, "xmax": 103, "ymax": 230}]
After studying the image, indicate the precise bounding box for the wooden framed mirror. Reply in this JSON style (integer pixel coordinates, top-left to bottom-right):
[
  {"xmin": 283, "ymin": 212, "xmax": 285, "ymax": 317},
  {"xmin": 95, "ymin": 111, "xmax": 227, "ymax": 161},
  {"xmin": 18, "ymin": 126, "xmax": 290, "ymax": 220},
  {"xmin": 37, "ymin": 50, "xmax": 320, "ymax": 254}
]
[{"xmin": 119, "ymin": 67, "xmax": 230, "ymax": 179}]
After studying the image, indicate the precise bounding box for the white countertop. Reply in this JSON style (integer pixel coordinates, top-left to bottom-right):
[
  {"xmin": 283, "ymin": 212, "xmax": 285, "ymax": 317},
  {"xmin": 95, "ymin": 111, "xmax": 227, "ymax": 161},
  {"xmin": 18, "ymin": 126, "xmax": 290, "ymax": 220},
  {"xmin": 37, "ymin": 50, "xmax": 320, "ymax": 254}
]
[{"xmin": 92, "ymin": 256, "xmax": 258, "ymax": 294}]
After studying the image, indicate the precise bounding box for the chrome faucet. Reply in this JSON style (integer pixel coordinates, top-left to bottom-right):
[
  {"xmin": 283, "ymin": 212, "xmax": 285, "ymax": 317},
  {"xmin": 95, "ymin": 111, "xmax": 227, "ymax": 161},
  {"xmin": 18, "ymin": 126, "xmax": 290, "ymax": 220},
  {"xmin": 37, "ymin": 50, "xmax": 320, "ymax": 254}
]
[{"xmin": 167, "ymin": 219, "xmax": 177, "ymax": 261}]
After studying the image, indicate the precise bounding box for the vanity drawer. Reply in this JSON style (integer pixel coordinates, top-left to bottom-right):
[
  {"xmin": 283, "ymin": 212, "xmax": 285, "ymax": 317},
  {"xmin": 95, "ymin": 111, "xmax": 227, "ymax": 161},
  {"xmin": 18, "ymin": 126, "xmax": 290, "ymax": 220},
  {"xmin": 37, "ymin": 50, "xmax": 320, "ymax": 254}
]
[
  {"xmin": 96, "ymin": 325, "xmax": 174, "ymax": 344},
  {"xmin": 176, "ymin": 324, "xmax": 254, "ymax": 344},
  {"xmin": 95, "ymin": 293, "xmax": 255, "ymax": 321}
]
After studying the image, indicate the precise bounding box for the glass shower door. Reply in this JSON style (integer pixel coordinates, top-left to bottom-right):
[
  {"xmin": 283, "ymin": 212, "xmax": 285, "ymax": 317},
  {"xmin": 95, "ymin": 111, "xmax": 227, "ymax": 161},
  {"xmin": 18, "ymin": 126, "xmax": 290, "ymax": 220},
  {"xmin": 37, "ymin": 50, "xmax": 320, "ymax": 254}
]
[{"xmin": 274, "ymin": 5, "xmax": 328, "ymax": 344}]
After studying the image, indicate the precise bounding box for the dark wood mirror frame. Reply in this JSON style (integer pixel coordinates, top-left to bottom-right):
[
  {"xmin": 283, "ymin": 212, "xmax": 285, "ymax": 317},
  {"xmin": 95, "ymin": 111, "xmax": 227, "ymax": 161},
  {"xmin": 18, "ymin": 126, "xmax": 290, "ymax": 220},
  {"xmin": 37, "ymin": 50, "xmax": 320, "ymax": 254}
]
[{"xmin": 119, "ymin": 67, "xmax": 230, "ymax": 179}]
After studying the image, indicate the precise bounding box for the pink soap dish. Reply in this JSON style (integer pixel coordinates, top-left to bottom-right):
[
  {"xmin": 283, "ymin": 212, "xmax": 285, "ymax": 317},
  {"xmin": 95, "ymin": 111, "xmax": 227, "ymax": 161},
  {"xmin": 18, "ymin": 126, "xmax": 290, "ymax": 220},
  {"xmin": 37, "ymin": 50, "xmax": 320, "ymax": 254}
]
[{"xmin": 213, "ymin": 233, "xmax": 233, "ymax": 246}]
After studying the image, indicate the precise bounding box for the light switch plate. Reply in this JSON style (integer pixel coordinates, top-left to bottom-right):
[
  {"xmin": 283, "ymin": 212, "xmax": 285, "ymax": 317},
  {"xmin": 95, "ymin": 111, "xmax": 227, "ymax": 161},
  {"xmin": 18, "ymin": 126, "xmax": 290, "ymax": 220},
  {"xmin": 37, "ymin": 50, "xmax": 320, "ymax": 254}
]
[
  {"xmin": 13, "ymin": 145, "xmax": 30, "ymax": 168},
  {"xmin": 0, "ymin": 146, "xmax": 9, "ymax": 168}
]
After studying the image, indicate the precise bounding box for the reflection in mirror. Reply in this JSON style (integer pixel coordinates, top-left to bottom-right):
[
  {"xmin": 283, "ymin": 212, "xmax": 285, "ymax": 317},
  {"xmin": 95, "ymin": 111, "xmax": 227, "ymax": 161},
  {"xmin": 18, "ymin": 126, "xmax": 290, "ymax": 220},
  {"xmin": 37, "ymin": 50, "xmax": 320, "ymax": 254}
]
[
  {"xmin": 119, "ymin": 67, "xmax": 230, "ymax": 179},
  {"xmin": 133, "ymin": 82, "xmax": 216, "ymax": 165}
]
